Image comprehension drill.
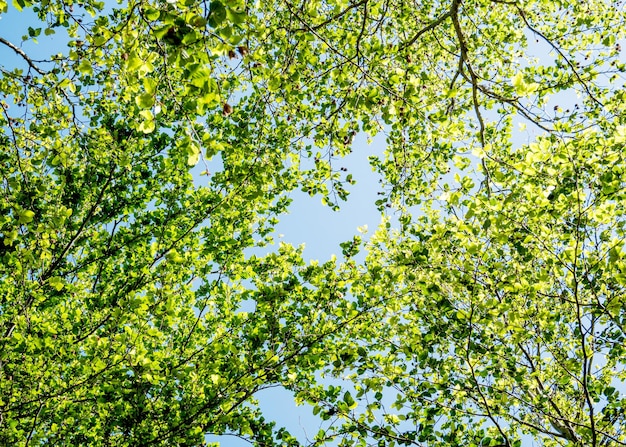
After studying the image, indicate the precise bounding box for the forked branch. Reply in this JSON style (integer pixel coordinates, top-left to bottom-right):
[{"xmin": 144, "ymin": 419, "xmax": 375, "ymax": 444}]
[{"xmin": 0, "ymin": 36, "xmax": 46, "ymax": 75}]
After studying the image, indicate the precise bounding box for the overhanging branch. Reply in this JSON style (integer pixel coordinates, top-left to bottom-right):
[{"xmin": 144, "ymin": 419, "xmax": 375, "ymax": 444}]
[{"xmin": 0, "ymin": 36, "xmax": 46, "ymax": 75}]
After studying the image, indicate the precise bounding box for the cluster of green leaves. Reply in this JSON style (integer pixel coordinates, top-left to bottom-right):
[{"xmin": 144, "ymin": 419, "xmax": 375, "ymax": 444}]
[
  {"xmin": 306, "ymin": 127, "xmax": 626, "ymax": 446},
  {"xmin": 1, "ymin": 0, "xmax": 625, "ymax": 445},
  {"xmin": 0, "ymin": 0, "xmax": 339, "ymax": 444}
]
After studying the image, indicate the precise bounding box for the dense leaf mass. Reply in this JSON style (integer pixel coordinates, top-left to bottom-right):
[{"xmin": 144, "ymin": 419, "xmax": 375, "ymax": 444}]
[{"xmin": 0, "ymin": 0, "xmax": 625, "ymax": 445}]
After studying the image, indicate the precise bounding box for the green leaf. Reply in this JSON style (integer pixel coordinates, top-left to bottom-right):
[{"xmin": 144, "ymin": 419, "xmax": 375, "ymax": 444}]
[
  {"xmin": 144, "ymin": 7, "xmax": 160, "ymax": 21},
  {"xmin": 511, "ymin": 72, "xmax": 527, "ymax": 94},
  {"xmin": 208, "ymin": 0, "xmax": 227, "ymax": 27},
  {"xmin": 143, "ymin": 77, "xmax": 158, "ymax": 95},
  {"xmin": 138, "ymin": 110, "xmax": 155, "ymax": 133},
  {"xmin": 343, "ymin": 391, "xmax": 356, "ymax": 409},
  {"xmin": 78, "ymin": 59, "xmax": 93, "ymax": 76},
  {"xmin": 226, "ymin": 7, "xmax": 246, "ymax": 24},
  {"xmin": 125, "ymin": 51, "xmax": 143, "ymax": 72},
  {"xmin": 11, "ymin": 0, "xmax": 26, "ymax": 11},
  {"xmin": 48, "ymin": 277, "xmax": 64, "ymax": 291},
  {"xmin": 17, "ymin": 209, "xmax": 35, "ymax": 224},
  {"xmin": 135, "ymin": 93, "xmax": 155, "ymax": 109},
  {"xmin": 187, "ymin": 149, "xmax": 200, "ymax": 166}
]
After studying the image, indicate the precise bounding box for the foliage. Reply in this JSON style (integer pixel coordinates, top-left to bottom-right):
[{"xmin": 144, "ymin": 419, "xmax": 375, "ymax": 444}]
[{"xmin": 0, "ymin": 0, "xmax": 625, "ymax": 445}]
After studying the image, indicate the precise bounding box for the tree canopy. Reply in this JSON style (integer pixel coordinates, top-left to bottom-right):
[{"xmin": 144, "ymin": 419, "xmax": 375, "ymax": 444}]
[{"xmin": 1, "ymin": 0, "xmax": 625, "ymax": 445}]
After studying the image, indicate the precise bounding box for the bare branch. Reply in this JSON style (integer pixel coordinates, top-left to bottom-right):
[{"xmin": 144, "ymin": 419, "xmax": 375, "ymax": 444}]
[
  {"xmin": 0, "ymin": 36, "xmax": 46, "ymax": 75},
  {"xmin": 398, "ymin": 9, "xmax": 453, "ymax": 52}
]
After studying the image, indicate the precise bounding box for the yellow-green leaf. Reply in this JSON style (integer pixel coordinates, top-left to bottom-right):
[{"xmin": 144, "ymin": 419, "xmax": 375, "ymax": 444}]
[
  {"xmin": 135, "ymin": 93, "xmax": 155, "ymax": 109},
  {"xmin": 17, "ymin": 209, "xmax": 35, "ymax": 224}
]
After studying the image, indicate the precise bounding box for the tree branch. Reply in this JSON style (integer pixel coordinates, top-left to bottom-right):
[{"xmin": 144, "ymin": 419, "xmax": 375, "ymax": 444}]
[
  {"xmin": 398, "ymin": 8, "xmax": 452, "ymax": 52},
  {"xmin": 0, "ymin": 36, "xmax": 46, "ymax": 75},
  {"xmin": 513, "ymin": 5, "xmax": 604, "ymax": 108}
]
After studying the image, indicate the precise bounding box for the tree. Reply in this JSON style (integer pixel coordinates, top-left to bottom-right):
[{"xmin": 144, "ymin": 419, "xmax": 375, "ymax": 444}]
[
  {"xmin": 0, "ymin": 0, "xmax": 625, "ymax": 446},
  {"xmin": 298, "ymin": 128, "xmax": 626, "ymax": 446},
  {"xmin": 0, "ymin": 0, "xmax": 355, "ymax": 444}
]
